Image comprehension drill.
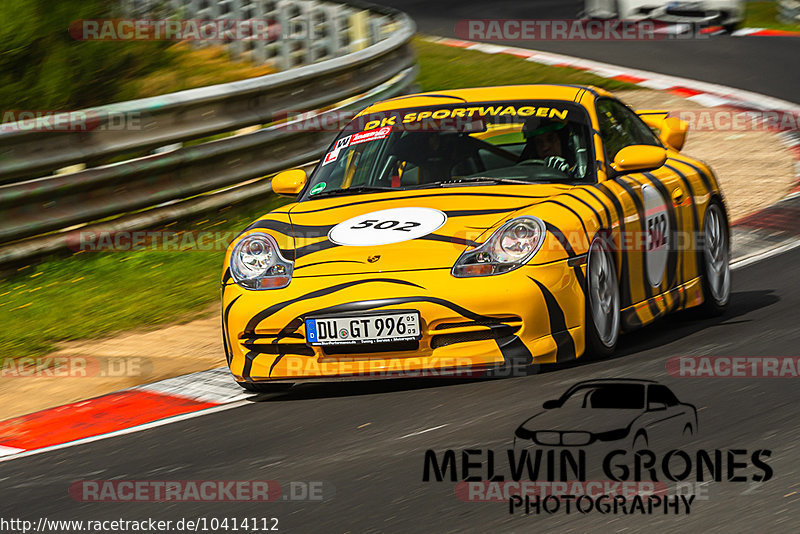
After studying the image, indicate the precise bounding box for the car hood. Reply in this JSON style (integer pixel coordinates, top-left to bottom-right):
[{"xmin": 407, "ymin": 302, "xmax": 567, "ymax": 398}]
[
  {"xmin": 517, "ymin": 407, "xmax": 643, "ymax": 435},
  {"xmin": 275, "ymin": 184, "xmax": 575, "ymax": 276}
]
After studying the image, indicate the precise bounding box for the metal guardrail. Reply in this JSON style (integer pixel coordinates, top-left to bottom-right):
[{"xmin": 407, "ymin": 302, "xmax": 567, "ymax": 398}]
[
  {"xmin": 0, "ymin": 0, "xmax": 416, "ymax": 263},
  {"xmin": 778, "ymin": 0, "xmax": 800, "ymax": 24},
  {"xmin": 124, "ymin": 0, "xmax": 392, "ymax": 70}
]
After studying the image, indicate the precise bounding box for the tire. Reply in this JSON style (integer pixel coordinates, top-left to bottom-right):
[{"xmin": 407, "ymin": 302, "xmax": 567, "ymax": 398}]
[
  {"xmin": 697, "ymin": 201, "xmax": 731, "ymax": 316},
  {"xmin": 237, "ymin": 381, "xmax": 294, "ymax": 393},
  {"xmin": 584, "ymin": 234, "xmax": 621, "ymax": 358},
  {"xmin": 723, "ymin": 22, "xmax": 740, "ymax": 34}
]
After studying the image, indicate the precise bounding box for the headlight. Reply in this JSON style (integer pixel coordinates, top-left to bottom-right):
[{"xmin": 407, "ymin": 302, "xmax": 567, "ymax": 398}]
[
  {"xmin": 452, "ymin": 217, "xmax": 546, "ymax": 277},
  {"xmin": 230, "ymin": 232, "xmax": 293, "ymax": 290}
]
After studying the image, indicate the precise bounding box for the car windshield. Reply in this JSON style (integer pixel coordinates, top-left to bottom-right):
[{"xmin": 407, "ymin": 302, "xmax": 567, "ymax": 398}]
[
  {"xmin": 301, "ymin": 100, "xmax": 594, "ymax": 200},
  {"xmin": 560, "ymin": 384, "xmax": 645, "ymax": 409}
]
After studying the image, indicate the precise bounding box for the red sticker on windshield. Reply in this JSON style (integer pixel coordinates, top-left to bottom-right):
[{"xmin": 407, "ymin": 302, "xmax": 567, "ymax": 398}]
[
  {"xmin": 350, "ymin": 126, "xmax": 392, "ymax": 145},
  {"xmin": 321, "ymin": 126, "xmax": 391, "ymax": 166}
]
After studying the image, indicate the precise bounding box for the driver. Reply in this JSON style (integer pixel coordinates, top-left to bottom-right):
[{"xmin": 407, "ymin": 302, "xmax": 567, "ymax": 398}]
[{"xmin": 518, "ymin": 117, "xmax": 572, "ymax": 175}]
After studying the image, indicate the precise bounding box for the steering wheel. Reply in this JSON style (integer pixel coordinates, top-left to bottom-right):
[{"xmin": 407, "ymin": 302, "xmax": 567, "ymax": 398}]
[{"xmin": 517, "ymin": 159, "xmax": 546, "ymax": 166}]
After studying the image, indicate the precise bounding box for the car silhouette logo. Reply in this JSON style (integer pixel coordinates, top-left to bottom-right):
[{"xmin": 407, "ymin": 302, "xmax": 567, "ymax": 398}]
[
  {"xmin": 514, "ymin": 379, "xmax": 697, "ymax": 450},
  {"xmin": 367, "ymin": 255, "xmax": 381, "ymax": 263}
]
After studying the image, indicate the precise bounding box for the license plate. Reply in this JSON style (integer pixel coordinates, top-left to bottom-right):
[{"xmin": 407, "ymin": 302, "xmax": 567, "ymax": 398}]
[{"xmin": 305, "ymin": 311, "xmax": 421, "ymax": 346}]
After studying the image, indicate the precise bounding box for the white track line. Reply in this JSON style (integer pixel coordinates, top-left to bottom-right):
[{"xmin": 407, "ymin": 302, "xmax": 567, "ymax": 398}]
[
  {"xmin": 397, "ymin": 424, "xmax": 449, "ymax": 439},
  {"xmin": 731, "ymin": 238, "xmax": 800, "ymax": 271}
]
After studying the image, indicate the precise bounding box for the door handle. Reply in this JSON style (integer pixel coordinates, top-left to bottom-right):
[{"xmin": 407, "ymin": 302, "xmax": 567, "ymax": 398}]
[{"xmin": 672, "ymin": 187, "xmax": 684, "ymax": 205}]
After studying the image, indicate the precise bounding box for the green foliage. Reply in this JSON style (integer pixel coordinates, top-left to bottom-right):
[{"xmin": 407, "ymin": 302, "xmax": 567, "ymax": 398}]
[
  {"xmin": 414, "ymin": 38, "xmax": 638, "ymax": 93},
  {"xmin": 0, "ymin": 0, "xmax": 172, "ymax": 110}
]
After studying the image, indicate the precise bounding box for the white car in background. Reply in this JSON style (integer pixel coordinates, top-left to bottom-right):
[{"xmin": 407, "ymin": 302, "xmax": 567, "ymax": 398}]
[{"xmin": 584, "ymin": 0, "xmax": 745, "ymax": 32}]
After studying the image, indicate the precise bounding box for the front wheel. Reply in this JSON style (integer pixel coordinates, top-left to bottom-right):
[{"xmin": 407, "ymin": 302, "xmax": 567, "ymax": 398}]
[
  {"xmin": 585, "ymin": 234, "xmax": 621, "ymax": 358},
  {"xmin": 697, "ymin": 201, "xmax": 731, "ymax": 316}
]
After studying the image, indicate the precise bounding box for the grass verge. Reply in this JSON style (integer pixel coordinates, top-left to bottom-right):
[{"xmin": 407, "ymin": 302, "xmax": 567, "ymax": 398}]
[
  {"xmin": 414, "ymin": 37, "xmax": 638, "ymax": 92},
  {"xmin": 0, "ymin": 195, "xmax": 290, "ymax": 359},
  {"xmin": 743, "ymin": 1, "xmax": 800, "ymax": 31},
  {"xmin": 2, "ymin": 37, "xmax": 637, "ymax": 359}
]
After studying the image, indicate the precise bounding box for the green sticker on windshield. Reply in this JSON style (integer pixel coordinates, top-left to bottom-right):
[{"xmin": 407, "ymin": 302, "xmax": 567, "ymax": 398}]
[{"xmin": 310, "ymin": 182, "xmax": 326, "ymax": 195}]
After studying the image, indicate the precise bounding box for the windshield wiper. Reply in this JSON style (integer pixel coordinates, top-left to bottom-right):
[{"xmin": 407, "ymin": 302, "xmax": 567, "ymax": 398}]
[
  {"xmin": 412, "ymin": 177, "xmax": 533, "ymax": 188},
  {"xmin": 309, "ymin": 185, "xmax": 398, "ymax": 198}
]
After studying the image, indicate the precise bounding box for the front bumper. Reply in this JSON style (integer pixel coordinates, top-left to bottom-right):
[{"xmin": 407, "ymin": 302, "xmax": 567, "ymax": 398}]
[{"xmin": 222, "ymin": 261, "xmax": 585, "ymax": 382}]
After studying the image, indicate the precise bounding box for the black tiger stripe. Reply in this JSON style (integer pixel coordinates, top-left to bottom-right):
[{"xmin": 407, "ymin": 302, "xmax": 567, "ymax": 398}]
[
  {"xmin": 241, "ymin": 349, "xmax": 259, "ymax": 382},
  {"xmin": 541, "ymin": 200, "xmax": 590, "ymax": 241},
  {"xmin": 664, "ymin": 163, "xmax": 702, "ymax": 277},
  {"xmin": 444, "ymin": 206, "xmax": 536, "ymax": 217},
  {"xmin": 244, "ymin": 219, "xmax": 295, "ymax": 235},
  {"xmin": 613, "ymin": 177, "xmax": 661, "ymax": 320},
  {"xmin": 288, "ymin": 239, "xmax": 340, "ymax": 261},
  {"xmin": 494, "ymin": 335, "xmax": 535, "ymax": 368},
  {"xmin": 544, "ymin": 222, "xmax": 587, "ymax": 293},
  {"xmin": 246, "ymin": 219, "xmax": 334, "ymax": 238},
  {"xmin": 581, "ymin": 188, "xmax": 613, "ymax": 231},
  {"xmin": 243, "ymin": 279, "xmax": 425, "ymax": 334},
  {"xmin": 670, "ymin": 157, "xmax": 714, "ymax": 194},
  {"xmin": 529, "ymin": 277, "xmax": 576, "ymax": 362},
  {"xmin": 419, "ymin": 233, "xmax": 480, "ymax": 247},
  {"xmin": 291, "ymin": 191, "xmax": 559, "ymax": 215},
  {"xmin": 221, "ymin": 294, "xmax": 241, "ymax": 365},
  {"xmin": 562, "ymin": 192, "xmax": 606, "ymax": 229},
  {"xmin": 594, "ymin": 183, "xmax": 633, "ymax": 308},
  {"xmin": 257, "ymin": 296, "xmax": 532, "ymax": 378}
]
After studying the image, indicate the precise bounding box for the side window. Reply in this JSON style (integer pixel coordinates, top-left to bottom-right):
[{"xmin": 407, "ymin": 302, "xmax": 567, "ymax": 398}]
[
  {"xmin": 596, "ymin": 99, "xmax": 660, "ymax": 161},
  {"xmin": 648, "ymin": 385, "xmax": 679, "ymax": 407}
]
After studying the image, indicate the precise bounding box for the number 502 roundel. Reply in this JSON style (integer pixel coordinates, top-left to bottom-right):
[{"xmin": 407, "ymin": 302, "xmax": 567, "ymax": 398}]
[{"xmin": 328, "ymin": 207, "xmax": 447, "ymax": 247}]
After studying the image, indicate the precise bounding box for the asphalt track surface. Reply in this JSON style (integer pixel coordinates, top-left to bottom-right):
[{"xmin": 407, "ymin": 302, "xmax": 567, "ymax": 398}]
[
  {"xmin": 384, "ymin": 0, "xmax": 800, "ymax": 104},
  {"xmin": 3, "ymin": 251, "xmax": 800, "ymax": 532},
  {"xmin": 2, "ymin": 3, "xmax": 799, "ymax": 533}
]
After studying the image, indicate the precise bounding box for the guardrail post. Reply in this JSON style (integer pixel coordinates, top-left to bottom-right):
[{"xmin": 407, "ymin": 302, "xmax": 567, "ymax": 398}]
[
  {"xmin": 349, "ymin": 9, "xmax": 369, "ymax": 52},
  {"xmin": 778, "ymin": 0, "xmax": 800, "ymax": 23}
]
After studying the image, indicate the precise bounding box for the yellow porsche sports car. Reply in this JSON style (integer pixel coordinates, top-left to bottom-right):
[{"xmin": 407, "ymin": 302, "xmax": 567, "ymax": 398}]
[{"xmin": 221, "ymin": 84, "xmax": 731, "ymax": 390}]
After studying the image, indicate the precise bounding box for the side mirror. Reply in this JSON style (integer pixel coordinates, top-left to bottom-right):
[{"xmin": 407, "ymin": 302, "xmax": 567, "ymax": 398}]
[
  {"xmin": 612, "ymin": 145, "xmax": 667, "ymax": 176},
  {"xmin": 271, "ymin": 169, "xmax": 307, "ymax": 196},
  {"xmin": 658, "ymin": 117, "xmax": 688, "ymax": 152},
  {"xmin": 647, "ymin": 401, "xmax": 667, "ymax": 412},
  {"xmin": 637, "ymin": 110, "xmax": 688, "ymax": 151},
  {"xmin": 542, "ymin": 399, "xmax": 560, "ymax": 409}
]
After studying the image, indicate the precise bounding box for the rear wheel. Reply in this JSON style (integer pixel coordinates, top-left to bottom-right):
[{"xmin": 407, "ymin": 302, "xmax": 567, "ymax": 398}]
[
  {"xmin": 697, "ymin": 201, "xmax": 730, "ymax": 316},
  {"xmin": 585, "ymin": 235, "xmax": 621, "ymax": 358}
]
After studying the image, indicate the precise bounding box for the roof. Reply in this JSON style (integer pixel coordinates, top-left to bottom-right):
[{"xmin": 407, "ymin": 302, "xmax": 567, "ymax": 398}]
[
  {"xmin": 358, "ymin": 84, "xmax": 612, "ymax": 116},
  {"xmin": 566, "ymin": 378, "xmax": 660, "ymax": 387}
]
